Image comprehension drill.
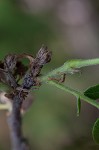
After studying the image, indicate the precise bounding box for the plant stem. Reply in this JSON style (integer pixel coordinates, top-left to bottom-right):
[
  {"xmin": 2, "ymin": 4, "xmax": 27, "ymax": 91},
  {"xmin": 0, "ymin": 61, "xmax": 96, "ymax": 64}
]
[
  {"xmin": 7, "ymin": 92, "xmax": 29, "ymax": 150},
  {"xmin": 41, "ymin": 58, "xmax": 99, "ymax": 82},
  {"xmin": 47, "ymin": 81, "xmax": 99, "ymax": 109},
  {"xmin": 40, "ymin": 58, "xmax": 99, "ymax": 109}
]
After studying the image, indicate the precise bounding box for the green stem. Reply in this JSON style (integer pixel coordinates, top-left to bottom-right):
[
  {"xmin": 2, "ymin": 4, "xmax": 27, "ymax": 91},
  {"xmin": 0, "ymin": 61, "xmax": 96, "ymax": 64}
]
[
  {"xmin": 40, "ymin": 58, "xmax": 99, "ymax": 109},
  {"xmin": 47, "ymin": 81, "xmax": 99, "ymax": 109},
  {"xmin": 41, "ymin": 58, "xmax": 99, "ymax": 82}
]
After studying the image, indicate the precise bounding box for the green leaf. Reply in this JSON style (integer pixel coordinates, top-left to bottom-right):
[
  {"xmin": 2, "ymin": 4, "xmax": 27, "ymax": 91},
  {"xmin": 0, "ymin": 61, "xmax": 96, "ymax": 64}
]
[
  {"xmin": 77, "ymin": 97, "xmax": 81, "ymax": 116},
  {"xmin": 84, "ymin": 84, "xmax": 99, "ymax": 100},
  {"xmin": 92, "ymin": 118, "xmax": 99, "ymax": 144}
]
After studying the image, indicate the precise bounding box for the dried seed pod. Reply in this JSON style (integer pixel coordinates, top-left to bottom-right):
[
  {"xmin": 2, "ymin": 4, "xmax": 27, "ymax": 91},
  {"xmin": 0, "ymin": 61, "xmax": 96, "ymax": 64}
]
[
  {"xmin": 36, "ymin": 45, "xmax": 52, "ymax": 65},
  {"xmin": 0, "ymin": 45, "xmax": 52, "ymax": 92},
  {"xmin": 22, "ymin": 73, "xmax": 35, "ymax": 89},
  {"xmin": 30, "ymin": 45, "xmax": 52, "ymax": 77},
  {"xmin": 0, "ymin": 68, "xmax": 8, "ymax": 84},
  {"xmin": 4, "ymin": 54, "xmax": 18, "ymax": 72}
]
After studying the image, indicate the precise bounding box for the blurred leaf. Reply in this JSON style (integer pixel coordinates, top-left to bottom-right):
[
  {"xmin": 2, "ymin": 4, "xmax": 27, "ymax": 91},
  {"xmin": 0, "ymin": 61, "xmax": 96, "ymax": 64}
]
[
  {"xmin": 92, "ymin": 118, "xmax": 99, "ymax": 144},
  {"xmin": 77, "ymin": 97, "xmax": 81, "ymax": 116},
  {"xmin": 84, "ymin": 84, "xmax": 99, "ymax": 100},
  {"xmin": 0, "ymin": 0, "xmax": 55, "ymax": 58}
]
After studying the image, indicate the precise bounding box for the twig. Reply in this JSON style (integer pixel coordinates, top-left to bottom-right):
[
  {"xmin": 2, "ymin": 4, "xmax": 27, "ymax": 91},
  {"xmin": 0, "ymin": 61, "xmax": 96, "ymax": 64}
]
[
  {"xmin": 41, "ymin": 58, "xmax": 99, "ymax": 82},
  {"xmin": 47, "ymin": 81, "xmax": 99, "ymax": 109},
  {"xmin": 0, "ymin": 45, "xmax": 51, "ymax": 150},
  {"xmin": 40, "ymin": 58, "xmax": 99, "ymax": 109},
  {"xmin": 7, "ymin": 91, "xmax": 29, "ymax": 150}
]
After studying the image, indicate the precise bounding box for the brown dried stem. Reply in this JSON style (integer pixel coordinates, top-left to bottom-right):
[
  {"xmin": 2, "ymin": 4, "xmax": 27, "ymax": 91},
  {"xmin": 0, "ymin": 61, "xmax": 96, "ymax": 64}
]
[{"xmin": 0, "ymin": 45, "xmax": 52, "ymax": 150}]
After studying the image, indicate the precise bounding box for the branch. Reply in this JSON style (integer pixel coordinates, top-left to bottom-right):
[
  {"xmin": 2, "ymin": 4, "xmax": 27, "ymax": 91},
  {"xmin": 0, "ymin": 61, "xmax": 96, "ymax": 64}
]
[
  {"xmin": 0, "ymin": 46, "xmax": 52, "ymax": 150},
  {"xmin": 40, "ymin": 58, "xmax": 99, "ymax": 109},
  {"xmin": 7, "ymin": 91, "xmax": 29, "ymax": 150},
  {"xmin": 41, "ymin": 58, "xmax": 99, "ymax": 82},
  {"xmin": 47, "ymin": 81, "xmax": 99, "ymax": 109}
]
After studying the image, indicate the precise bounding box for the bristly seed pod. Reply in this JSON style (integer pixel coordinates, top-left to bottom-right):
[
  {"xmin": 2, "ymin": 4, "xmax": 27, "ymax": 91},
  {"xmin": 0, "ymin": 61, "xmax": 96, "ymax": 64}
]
[
  {"xmin": 36, "ymin": 45, "xmax": 52, "ymax": 65},
  {"xmin": 30, "ymin": 45, "xmax": 52, "ymax": 77},
  {"xmin": 4, "ymin": 54, "xmax": 18, "ymax": 72},
  {"xmin": 0, "ymin": 45, "xmax": 52, "ymax": 110},
  {"xmin": 22, "ymin": 73, "xmax": 36, "ymax": 90}
]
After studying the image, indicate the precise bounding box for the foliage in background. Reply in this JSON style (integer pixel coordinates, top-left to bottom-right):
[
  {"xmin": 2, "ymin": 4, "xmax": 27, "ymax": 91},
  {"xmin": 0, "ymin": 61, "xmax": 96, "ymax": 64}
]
[{"xmin": 0, "ymin": 0, "xmax": 99, "ymax": 150}]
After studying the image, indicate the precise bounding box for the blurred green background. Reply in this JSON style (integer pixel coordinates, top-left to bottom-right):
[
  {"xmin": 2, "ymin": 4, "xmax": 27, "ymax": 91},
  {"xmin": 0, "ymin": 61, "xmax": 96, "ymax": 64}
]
[{"xmin": 0, "ymin": 0, "xmax": 99, "ymax": 150}]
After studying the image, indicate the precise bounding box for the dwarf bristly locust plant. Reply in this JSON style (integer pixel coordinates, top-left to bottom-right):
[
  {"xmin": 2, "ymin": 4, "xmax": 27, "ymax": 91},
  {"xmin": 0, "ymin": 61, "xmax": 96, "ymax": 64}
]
[{"xmin": 0, "ymin": 45, "xmax": 99, "ymax": 150}]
